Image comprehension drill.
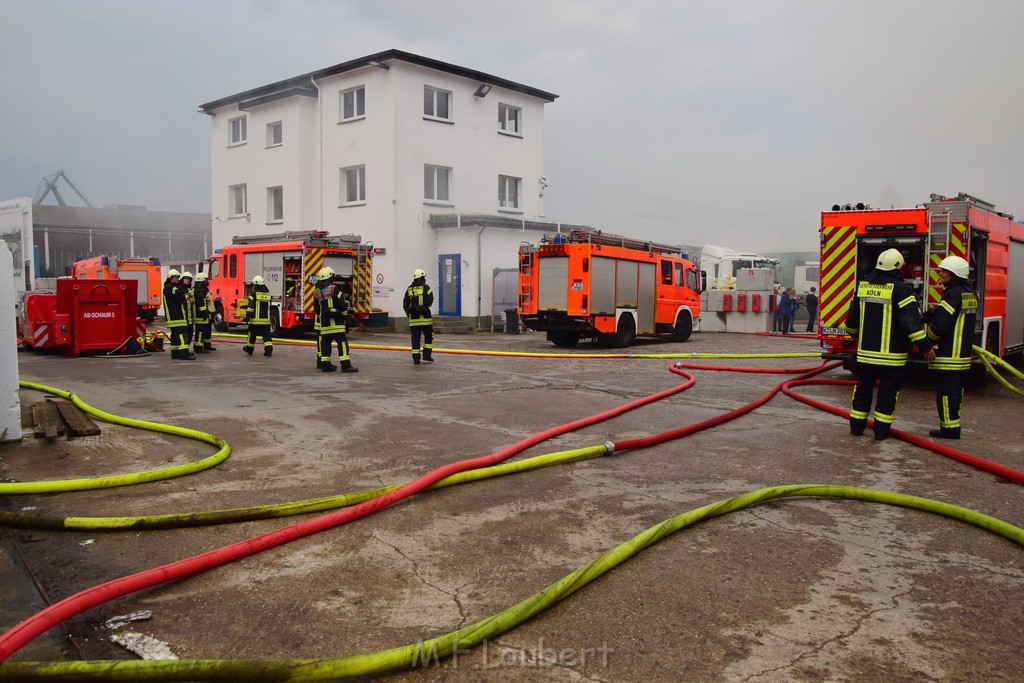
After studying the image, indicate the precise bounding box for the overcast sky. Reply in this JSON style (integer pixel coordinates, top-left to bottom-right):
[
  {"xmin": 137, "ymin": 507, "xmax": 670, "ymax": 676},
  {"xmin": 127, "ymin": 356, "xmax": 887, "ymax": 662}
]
[{"xmin": 3, "ymin": 0, "xmax": 1022, "ymax": 253}]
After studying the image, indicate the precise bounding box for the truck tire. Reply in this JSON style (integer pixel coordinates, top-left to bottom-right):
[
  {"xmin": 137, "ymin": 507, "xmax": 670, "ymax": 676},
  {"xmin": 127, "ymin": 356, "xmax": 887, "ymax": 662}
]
[
  {"xmin": 549, "ymin": 331, "xmax": 580, "ymax": 348},
  {"xmin": 213, "ymin": 305, "xmax": 228, "ymax": 333},
  {"xmin": 269, "ymin": 310, "xmax": 280, "ymax": 337},
  {"xmin": 612, "ymin": 314, "xmax": 636, "ymax": 348},
  {"xmin": 670, "ymin": 312, "xmax": 693, "ymax": 342}
]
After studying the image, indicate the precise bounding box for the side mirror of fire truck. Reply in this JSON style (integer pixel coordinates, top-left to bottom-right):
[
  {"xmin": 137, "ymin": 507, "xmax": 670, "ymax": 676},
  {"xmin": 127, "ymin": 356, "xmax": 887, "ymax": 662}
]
[{"xmin": 699, "ymin": 270, "xmax": 707, "ymax": 294}]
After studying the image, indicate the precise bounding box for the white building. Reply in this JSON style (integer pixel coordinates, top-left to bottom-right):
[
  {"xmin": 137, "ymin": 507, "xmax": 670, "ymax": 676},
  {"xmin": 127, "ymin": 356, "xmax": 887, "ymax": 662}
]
[{"xmin": 199, "ymin": 49, "xmax": 574, "ymax": 329}]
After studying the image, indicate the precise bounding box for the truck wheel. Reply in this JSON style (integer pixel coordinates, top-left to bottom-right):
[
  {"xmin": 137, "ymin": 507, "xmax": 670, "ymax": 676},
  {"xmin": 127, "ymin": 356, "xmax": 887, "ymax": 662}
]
[
  {"xmin": 670, "ymin": 313, "xmax": 693, "ymax": 342},
  {"xmin": 270, "ymin": 310, "xmax": 280, "ymax": 337},
  {"xmin": 213, "ymin": 305, "xmax": 228, "ymax": 333},
  {"xmin": 549, "ymin": 331, "xmax": 580, "ymax": 348},
  {"xmin": 612, "ymin": 314, "xmax": 636, "ymax": 348}
]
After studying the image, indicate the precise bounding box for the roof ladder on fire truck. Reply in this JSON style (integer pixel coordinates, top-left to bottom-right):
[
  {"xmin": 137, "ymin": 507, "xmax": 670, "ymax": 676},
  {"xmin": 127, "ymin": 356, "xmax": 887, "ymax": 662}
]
[
  {"xmin": 518, "ymin": 244, "xmax": 535, "ymax": 309},
  {"xmin": 926, "ymin": 210, "xmax": 951, "ymax": 306}
]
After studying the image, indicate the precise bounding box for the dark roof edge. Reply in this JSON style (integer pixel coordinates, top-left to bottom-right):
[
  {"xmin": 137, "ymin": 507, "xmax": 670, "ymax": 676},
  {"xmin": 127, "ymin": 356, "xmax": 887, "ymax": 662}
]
[{"xmin": 199, "ymin": 49, "xmax": 558, "ymax": 114}]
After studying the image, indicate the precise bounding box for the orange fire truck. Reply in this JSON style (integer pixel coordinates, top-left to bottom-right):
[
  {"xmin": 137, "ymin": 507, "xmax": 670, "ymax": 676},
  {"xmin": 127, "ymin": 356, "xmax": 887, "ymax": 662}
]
[
  {"xmin": 70, "ymin": 255, "xmax": 163, "ymax": 322},
  {"xmin": 819, "ymin": 192, "xmax": 1024, "ymax": 365},
  {"xmin": 517, "ymin": 229, "xmax": 703, "ymax": 347},
  {"xmin": 205, "ymin": 231, "xmax": 373, "ymax": 334}
]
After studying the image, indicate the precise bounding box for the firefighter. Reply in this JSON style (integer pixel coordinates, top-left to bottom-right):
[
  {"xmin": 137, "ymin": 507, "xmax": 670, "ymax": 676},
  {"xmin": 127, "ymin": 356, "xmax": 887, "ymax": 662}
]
[
  {"xmin": 923, "ymin": 255, "xmax": 978, "ymax": 439},
  {"xmin": 403, "ymin": 268, "xmax": 434, "ymax": 365},
  {"xmin": 844, "ymin": 248, "xmax": 935, "ymax": 440},
  {"xmin": 313, "ymin": 266, "xmax": 358, "ymax": 373},
  {"xmin": 162, "ymin": 269, "xmax": 194, "ymax": 361},
  {"xmin": 180, "ymin": 271, "xmax": 196, "ymax": 356},
  {"xmin": 192, "ymin": 272, "xmax": 216, "ymax": 353},
  {"xmin": 243, "ymin": 275, "xmax": 274, "ymax": 357}
]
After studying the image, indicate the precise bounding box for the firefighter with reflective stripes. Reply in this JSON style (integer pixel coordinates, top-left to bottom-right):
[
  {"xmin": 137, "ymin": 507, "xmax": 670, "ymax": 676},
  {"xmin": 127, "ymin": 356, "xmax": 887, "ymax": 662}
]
[
  {"xmin": 923, "ymin": 255, "xmax": 978, "ymax": 439},
  {"xmin": 403, "ymin": 268, "xmax": 434, "ymax": 365},
  {"xmin": 314, "ymin": 266, "xmax": 358, "ymax": 373},
  {"xmin": 162, "ymin": 269, "xmax": 194, "ymax": 361},
  {"xmin": 180, "ymin": 271, "xmax": 196, "ymax": 356},
  {"xmin": 192, "ymin": 272, "xmax": 217, "ymax": 353},
  {"xmin": 844, "ymin": 248, "xmax": 935, "ymax": 440},
  {"xmin": 243, "ymin": 275, "xmax": 274, "ymax": 357}
]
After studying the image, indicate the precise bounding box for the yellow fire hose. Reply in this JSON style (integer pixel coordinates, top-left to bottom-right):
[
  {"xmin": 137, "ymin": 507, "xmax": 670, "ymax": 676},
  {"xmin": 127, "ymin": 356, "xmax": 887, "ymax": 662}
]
[{"xmin": 1, "ymin": 485, "xmax": 1020, "ymax": 681}]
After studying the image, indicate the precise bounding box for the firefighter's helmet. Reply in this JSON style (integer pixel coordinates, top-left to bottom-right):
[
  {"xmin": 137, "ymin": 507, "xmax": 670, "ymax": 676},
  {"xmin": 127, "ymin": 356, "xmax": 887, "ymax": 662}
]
[
  {"xmin": 252, "ymin": 275, "xmax": 266, "ymax": 285},
  {"xmin": 168, "ymin": 269, "xmax": 181, "ymax": 278},
  {"xmin": 876, "ymin": 248, "xmax": 904, "ymax": 272},
  {"xmin": 318, "ymin": 266, "xmax": 334, "ymax": 279},
  {"xmin": 194, "ymin": 272, "xmax": 207, "ymax": 282},
  {"xmin": 937, "ymin": 255, "xmax": 969, "ymax": 280},
  {"xmin": 181, "ymin": 271, "xmax": 193, "ymax": 281},
  {"xmin": 413, "ymin": 268, "xmax": 426, "ymax": 279}
]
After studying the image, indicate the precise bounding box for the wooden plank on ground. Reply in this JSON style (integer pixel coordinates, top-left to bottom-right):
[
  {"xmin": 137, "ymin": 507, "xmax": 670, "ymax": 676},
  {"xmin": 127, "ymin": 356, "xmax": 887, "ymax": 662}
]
[
  {"xmin": 31, "ymin": 401, "xmax": 64, "ymax": 439},
  {"xmin": 53, "ymin": 399, "xmax": 101, "ymax": 437}
]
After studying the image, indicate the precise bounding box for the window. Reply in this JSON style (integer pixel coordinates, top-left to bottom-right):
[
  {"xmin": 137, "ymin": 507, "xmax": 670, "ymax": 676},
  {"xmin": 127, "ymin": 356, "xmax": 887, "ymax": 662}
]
[
  {"xmin": 341, "ymin": 166, "xmax": 366, "ymax": 204},
  {"xmin": 229, "ymin": 184, "xmax": 247, "ymax": 217},
  {"xmin": 423, "ymin": 86, "xmax": 451, "ymax": 121},
  {"xmin": 266, "ymin": 121, "xmax": 282, "ymax": 147},
  {"xmin": 674, "ymin": 263, "xmax": 684, "ymax": 287},
  {"xmin": 228, "ymin": 116, "xmax": 247, "ymax": 146},
  {"xmin": 498, "ymin": 175, "xmax": 521, "ymax": 210},
  {"xmin": 424, "ymin": 165, "xmax": 451, "ymax": 203},
  {"xmin": 340, "ymin": 86, "xmax": 365, "ymax": 121},
  {"xmin": 661, "ymin": 261, "xmax": 673, "ymax": 285},
  {"xmin": 267, "ymin": 186, "xmax": 283, "ymax": 223},
  {"xmin": 686, "ymin": 268, "xmax": 698, "ymax": 291},
  {"xmin": 498, "ymin": 103, "xmax": 521, "ymax": 135}
]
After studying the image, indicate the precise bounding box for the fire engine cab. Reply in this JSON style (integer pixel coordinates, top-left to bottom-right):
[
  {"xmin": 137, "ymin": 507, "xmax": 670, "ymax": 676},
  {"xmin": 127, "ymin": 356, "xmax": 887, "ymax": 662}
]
[
  {"xmin": 819, "ymin": 192, "xmax": 1024, "ymax": 364},
  {"xmin": 518, "ymin": 229, "xmax": 703, "ymax": 348},
  {"xmin": 204, "ymin": 231, "xmax": 373, "ymax": 334}
]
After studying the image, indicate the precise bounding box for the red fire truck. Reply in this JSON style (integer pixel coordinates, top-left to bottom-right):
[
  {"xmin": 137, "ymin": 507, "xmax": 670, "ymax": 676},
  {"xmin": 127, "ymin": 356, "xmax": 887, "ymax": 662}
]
[
  {"xmin": 517, "ymin": 229, "xmax": 703, "ymax": 347},
  {"xmin": 70, "ymin": 256, "xmax": 163, "ymax": 323},
  {"xmin": 205, "ymin": 231, "xmax": 373, "ymax": 334},
  {"xmin": 819, "ymin": 192, "xmax": 1024, "ymax": 365}
]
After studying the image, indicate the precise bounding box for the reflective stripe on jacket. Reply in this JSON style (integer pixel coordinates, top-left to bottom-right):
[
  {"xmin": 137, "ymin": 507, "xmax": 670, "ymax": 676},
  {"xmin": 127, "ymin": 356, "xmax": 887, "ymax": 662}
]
[
  {"xmin": 162, "ymin": 280, "xmax": 188, "ymax": 328},
  {"xmin": 403, "ymin": 281, "xmax": 434, "ymax": 327},
  {"xmin": 927, "ymin": 281, "xmax": 978, "ymax": 371},
  {"xmin": 844, "ymin": 270, "xmax": 928, "ymax": 367},
  {"xmin": 247, "ymin": 289, "xmax": 272, "ymax": 325}
]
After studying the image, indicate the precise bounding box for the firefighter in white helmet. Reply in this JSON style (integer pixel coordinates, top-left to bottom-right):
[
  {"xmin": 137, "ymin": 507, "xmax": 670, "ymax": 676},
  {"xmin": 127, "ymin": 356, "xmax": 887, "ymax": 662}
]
[
  {"xmin": 844, "ymin": 248, "xmax": 935, "ymax": 440},
  {"xmin": 162, "ymin": 269, "xmax": 194, "ymax": 361},
  {"xmin": 922, "ymin": 255, "xmax": 978, "ymax": 439},
  {"xmin": 192, "ymin": 272, "xmax": 217, "ymax": 353},
  {"xmin": 180, "ymin": 271, "xmax": 196, "ymax": 356},
  {"xmin": 403, "ymin": 268, "xmax": 434, "ymax": 365},
  {"xmin": 243, "ymin": 275, "xmax": 274, "ymax": 357},
  {"xmin": 313, "ymin": 266, "xmax": 358, "ymax": 373}
]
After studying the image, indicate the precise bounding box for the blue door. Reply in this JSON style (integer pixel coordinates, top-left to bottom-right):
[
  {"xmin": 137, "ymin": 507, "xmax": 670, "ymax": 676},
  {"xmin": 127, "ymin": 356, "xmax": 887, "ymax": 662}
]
[{"xmin": 438, "ymin": 254, "xmax": 461, "ymax": 316}]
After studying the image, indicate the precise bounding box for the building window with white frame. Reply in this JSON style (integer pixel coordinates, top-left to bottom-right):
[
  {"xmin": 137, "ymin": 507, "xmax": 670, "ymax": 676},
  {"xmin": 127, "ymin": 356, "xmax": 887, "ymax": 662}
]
[
  {"xmin": 266, "ymin": 121, "xmax": 282, "ymax": 147},
  {"xmin": 423, "ymin": 86, "xmax": 451, "ymax": 121},
  {"xmin": 267, "ymin": 186, "xmax": 283, "ymax": 223},
  {"xmin": 228, "ymin": 116, "xmax": 247, "ymax": 146},
  {"xmin": 340, "ymin": 86, "xmax": 365, "ymax": 121},
  {"xmin": 340, "ymin": 166, "xmax": 366, "ymax": 205},
  {"xmin": 424, "ymin": 165, "xmax": 451, "ymax": 203},
  {"xmin": 229, "ymin": 184, "xmax": 247, "ymax": 217},
  {"xmin": 498, "ymin": 104, "xmax": 521, "ymax": 135},
  {"xmin": 498, "ymin": 175, "xmax": 521, "ymax": 210}
]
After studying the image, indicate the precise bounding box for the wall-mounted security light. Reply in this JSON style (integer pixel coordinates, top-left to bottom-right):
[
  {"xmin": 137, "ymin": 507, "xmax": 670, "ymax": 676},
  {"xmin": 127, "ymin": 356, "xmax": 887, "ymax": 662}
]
[{"xmin": 473, "ymin": 84, "xmax": 492, "ymax": 97}]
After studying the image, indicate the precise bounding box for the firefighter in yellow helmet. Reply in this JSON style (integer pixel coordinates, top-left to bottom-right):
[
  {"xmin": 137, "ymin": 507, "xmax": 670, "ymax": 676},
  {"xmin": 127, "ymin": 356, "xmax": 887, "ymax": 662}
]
[
  {"xmin": 922, "ymin": 255, "xmax": 978, "ymax": 439},
  {"xmin": 243, "ymin": 275, "xmax": 274, "ymax": 357},
  {"xmin": 844, "ymin": 248, "xmax": 935, "ymax": 440},
  {"xmin": 313, "ymin": 266, "xmax": 358, "ymax": 373},
  {"xmin": 162, "ymin": 269, "xmax": 194, "ymax": 360},
  {"xmin": 403, "ymin": 268, "xmax": 434, "ymax": 365}
]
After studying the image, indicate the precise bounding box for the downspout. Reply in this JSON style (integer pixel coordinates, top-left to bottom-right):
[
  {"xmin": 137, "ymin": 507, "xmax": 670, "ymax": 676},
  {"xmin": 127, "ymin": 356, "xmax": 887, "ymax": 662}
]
[
  {"xmin": 477, "ymin": 225, "xmax": 488, "ymax": 331},
  {"xmin": 310, "ymin": 76, "xmax": 323, "ymax": 231}
]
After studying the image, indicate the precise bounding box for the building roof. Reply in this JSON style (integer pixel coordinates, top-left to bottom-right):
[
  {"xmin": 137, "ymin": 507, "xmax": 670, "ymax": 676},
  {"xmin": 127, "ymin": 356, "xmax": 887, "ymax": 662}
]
[
  {"xmin": 32, "ymin": 204, "xmax": 211, "ymax": 236},
  {"xmin": 198, "ymin": 49, "xmax": 558, "ymax": 114}
]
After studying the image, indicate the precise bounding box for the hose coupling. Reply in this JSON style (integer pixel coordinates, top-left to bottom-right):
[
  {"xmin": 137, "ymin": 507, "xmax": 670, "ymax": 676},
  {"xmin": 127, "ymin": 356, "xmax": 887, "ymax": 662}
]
[{"xmin": 603, "ymin": 441, "xmax": 616, "ymax": 455}]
